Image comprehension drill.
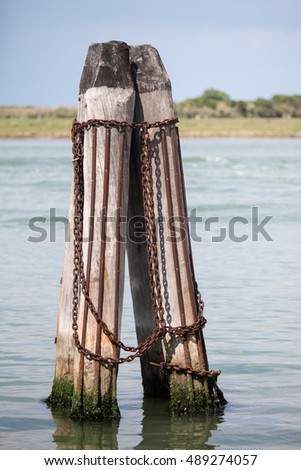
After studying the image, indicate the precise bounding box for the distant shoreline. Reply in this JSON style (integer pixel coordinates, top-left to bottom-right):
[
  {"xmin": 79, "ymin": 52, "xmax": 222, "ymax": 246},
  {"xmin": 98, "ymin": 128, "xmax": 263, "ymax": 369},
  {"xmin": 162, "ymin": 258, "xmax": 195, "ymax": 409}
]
[
  {"xmin": 1, "ymin": 133, "xmax": 301, "ymax": 139},
  {"xmin": 1, "ymin": 117, "xmax": 301, "ymax": 139}
]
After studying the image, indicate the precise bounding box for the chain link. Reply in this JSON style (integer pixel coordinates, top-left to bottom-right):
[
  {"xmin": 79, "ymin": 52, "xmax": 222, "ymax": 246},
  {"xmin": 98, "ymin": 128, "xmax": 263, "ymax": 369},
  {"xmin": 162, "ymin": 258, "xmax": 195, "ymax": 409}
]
[{"xmin": 70, "ymin": 118, "xmax": 209, "ymax": 375}]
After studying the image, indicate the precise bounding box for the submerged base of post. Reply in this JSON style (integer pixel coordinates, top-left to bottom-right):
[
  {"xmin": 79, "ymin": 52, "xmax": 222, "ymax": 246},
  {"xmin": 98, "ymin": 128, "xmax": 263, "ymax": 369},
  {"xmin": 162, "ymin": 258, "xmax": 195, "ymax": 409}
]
[
  {"xmin": 47, "ymin": 378, "xmax": 120, "ymax": 420},
  {"xmin": 169, "ymin": 373, "xmax": 227, "ymax": 416},
  {"xmin": 71, "ymin": 390, "xmax": 120, "ymax": 421},
  {"xmin": 47, "ymin": 373, "xmax": 226, "ymax": 420}
]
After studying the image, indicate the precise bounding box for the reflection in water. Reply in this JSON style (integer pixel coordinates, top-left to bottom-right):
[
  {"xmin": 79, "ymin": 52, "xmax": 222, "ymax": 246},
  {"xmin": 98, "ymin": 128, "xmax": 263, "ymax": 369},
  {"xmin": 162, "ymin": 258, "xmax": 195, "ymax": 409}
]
[
  {"xmin": 50, "ymin": 397, "xmax": 224, "ymax": 450},
  {"xmin": 51, "ymin": 409, "xmax": 119, "ymax": 450},
  {"xmin": 135, "ymin": 397, "xmax": 224, "ymax": 450}
]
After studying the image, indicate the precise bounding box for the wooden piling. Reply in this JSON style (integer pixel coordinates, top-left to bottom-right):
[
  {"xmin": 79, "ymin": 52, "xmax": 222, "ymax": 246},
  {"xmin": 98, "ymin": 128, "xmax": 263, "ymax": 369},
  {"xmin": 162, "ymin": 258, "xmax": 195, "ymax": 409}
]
[
  {"xmin": 128, "ymin": 45, "xmax": 226, "ymax": 413},
  {"xmin": 48, "ymin": 41, "xmax": 136, "ymax": 418},
  {"xmin": 49, "ymin": 41, "xmax": 225, "ymax": 419}
]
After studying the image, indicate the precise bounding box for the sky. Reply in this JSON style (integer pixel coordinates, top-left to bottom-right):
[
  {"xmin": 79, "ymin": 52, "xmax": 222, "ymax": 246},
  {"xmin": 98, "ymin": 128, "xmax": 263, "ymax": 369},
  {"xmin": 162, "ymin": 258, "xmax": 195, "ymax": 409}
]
[{"xmin": 1, "ymin": 0, "xmax": 301, "ymax": 107}]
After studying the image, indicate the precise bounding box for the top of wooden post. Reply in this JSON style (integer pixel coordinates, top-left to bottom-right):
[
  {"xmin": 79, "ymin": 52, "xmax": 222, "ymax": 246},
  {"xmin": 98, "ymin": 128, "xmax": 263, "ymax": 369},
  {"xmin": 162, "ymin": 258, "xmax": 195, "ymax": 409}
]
[
  {"xmin": 79, "ymin": 41, "xmax": 132, "ymax": 94},
  {"xmin": 130, "ymin": 44, "xmax": 171, "ymax": 94},
  {"xmin": 79, "ymin": 41, "xmax": 171, "ymax": 97}
]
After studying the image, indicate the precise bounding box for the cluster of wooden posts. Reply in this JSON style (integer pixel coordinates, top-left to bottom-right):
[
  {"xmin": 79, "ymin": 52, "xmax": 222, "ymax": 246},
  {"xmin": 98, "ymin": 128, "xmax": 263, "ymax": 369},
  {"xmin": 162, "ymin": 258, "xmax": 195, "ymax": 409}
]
[{"xmin": 48, "ymin": 41, "xmax": 226, "ymax": 419}]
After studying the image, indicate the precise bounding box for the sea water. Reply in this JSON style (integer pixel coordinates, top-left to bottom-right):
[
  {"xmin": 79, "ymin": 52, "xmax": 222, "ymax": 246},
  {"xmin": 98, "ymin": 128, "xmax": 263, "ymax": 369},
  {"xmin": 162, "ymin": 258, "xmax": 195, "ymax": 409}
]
[{"xmin": 0, "ymin": 137, "xmax": 300, "ymax": 450}]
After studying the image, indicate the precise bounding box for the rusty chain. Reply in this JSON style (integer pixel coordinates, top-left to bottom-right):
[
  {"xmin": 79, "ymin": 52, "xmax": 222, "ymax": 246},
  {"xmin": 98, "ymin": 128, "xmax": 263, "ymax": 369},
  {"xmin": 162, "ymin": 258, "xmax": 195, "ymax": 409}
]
[{"xmin": 71, "ymin": 117, "xmax": 208, "ymax": 374}]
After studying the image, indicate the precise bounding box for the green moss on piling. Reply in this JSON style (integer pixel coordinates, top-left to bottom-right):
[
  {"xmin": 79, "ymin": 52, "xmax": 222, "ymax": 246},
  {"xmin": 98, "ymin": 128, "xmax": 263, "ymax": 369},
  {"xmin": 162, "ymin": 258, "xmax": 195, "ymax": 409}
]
[
  {"xmin": 46, "ymin": 378, "xmax": 74, "ymax": 409},
  {"xmin": 169, "ymin": 377, "xmax": 227, "ymax": 415},
  {"xmin": 71, "ymin": 387, "xmax": 120, "ymax": 420},
  {"xmin": 47, "ymin": 379, "xmax": 120, "ymax": 420}
]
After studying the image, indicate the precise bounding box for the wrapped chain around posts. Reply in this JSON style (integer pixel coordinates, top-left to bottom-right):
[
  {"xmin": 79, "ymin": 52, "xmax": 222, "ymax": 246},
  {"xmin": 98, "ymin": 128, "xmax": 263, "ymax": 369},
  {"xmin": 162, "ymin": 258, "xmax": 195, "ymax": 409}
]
[{"xmin": 70, "ymin": 118, "xmax": 218, "ymax": 378}]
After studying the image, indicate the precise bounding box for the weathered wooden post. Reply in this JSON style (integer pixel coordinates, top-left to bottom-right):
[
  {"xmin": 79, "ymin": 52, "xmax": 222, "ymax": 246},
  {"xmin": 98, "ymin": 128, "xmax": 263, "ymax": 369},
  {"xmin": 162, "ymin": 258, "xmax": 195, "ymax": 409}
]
[
  {"xmin": 127, "ymin": 45, "xmax": 226, "ymax": 413},
  {"xmin": 48, "ymin": 40, "xmax": 226, "ymax": 419},
  {"xmin": 48, "ymin": 41, "xmax": 136, "ymax": 418}
]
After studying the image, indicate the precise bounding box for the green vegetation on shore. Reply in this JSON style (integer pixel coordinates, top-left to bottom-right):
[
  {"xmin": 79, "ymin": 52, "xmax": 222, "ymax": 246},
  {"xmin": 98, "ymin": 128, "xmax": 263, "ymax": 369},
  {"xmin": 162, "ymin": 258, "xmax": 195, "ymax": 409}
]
[
  {"xmin": 1, "ymin": 89, "xmax": 301, "ymax": 139},
  {"xmin": 0, "ymin": 106, "xmax": 75, "ymax": 138},
  {"xmin": 175, "ymin": 88, "xmax": 301, "ymax": 119},
  {"xmin": 178, "ymin": 118, "xmax": 301, "ymax": 137}
]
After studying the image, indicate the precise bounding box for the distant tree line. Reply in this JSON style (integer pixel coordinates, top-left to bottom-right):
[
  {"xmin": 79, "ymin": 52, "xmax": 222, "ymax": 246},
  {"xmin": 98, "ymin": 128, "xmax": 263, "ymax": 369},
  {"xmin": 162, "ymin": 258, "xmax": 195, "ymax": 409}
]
[
  {"xmin": 1, "ymin": 90, "xmax": 301, "ymax": 120},
  {"xmin": 174, "ymin": 89, "xmax": 301, "ymax": 119}
]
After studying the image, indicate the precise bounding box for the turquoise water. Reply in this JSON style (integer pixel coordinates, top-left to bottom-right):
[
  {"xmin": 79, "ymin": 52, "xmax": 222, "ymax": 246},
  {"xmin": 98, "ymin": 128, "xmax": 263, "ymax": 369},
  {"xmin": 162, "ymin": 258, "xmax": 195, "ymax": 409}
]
[{"xmin": 0, "ymin": 138, "xmax": 300, "ymax": 450}]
